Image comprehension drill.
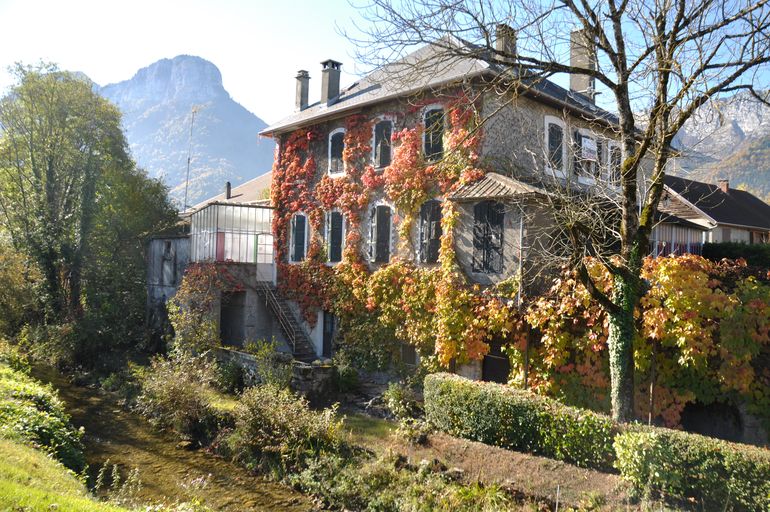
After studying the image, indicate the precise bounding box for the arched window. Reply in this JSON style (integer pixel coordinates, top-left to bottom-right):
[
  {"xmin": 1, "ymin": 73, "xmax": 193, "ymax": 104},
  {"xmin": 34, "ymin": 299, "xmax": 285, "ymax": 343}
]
[
  {"xmin": 373, "ymin": 119, "xmax": 393, "ymax": 168},
  {"xmin": 329, "ymin": 128, "xmax": 345, "ymax": 175},
  {"xmin": 472, "ymin": 201, "xmax": 504, "ymax": 274},
  {"xmin": 368, "ymin": 204, "xmax": 392, "ymax": 263},
  {"xmin": 325, "ymin": 210, "xmax": 345, "ymax": 263},
  {"xmin": 289, "ymin": 213, "xmax": 307, "ymax": 262},
  {"xmin": 419, "ymin": 200, "xmax": 442, "ymax": 263},
  {"xmin": 423, "ymin": 106, "xmax": 444, "ymax": 161}
]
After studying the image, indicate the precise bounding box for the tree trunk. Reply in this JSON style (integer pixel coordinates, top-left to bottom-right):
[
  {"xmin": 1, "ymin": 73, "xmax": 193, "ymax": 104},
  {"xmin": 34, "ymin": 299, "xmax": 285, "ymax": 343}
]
[{"xmin": 607, "ymin": 274, "xmax": 637, "ymax": 423}]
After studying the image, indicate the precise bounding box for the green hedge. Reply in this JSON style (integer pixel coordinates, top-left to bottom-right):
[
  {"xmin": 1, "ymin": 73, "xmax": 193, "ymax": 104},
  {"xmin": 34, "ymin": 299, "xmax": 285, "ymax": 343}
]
[
  {"xmin": 425, "ymin": 373, "xmax": 770, "ymax": 510},
  {"xmin": 423, "ymin": 373, "xmax": 617, "ymax": 470},
  {"xmin": 703, "ymin": 242, "xmax": 770, "ymax": 268},
  {"xmin": 614, "ymin": 428, "xmax": 770, "ymax": 511}
]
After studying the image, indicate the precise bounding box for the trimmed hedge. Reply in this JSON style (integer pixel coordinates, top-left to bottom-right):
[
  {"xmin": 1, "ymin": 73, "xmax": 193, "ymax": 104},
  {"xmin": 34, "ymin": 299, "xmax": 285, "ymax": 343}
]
[
  {"xmin": 703, "ymin": 242, "xmax": 770, "ymax": 268},
  {"xmin": 424, "ymin": 373, "xmax": 617, "ymax": 470},
  {"xmin": 425, "ymin": 373, "xmax": 770, "ymax": 510},
  {"xmin": 614, "ymin": 428, "xmax": 770, "ymax": 511}
]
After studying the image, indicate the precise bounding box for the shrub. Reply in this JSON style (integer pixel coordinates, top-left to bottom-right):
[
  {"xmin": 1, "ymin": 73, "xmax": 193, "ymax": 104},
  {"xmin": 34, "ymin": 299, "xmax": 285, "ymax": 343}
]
[
  {"xmin": 215, "ymin": 359, "xmax": 245, "ymax": 394},
  {"xmin": 383, "ymin": 381, "xmax": 421, "ymax": 419},
  {"xmin": 0, "ymin": 338, "xmax": 29, "ymax": 374},
  {"xmin": 614, "ymin": 428, "xmax": 770, "ymax": 511},
  {"xmin": 424, "ymin": 373, "xmax": 617, "ymax": 470},
  {"xmin": 244, "ymin": 339, "xmax": 293, "ymax": 388},
  {"xmin": 332, "ymin": 350, "xmax": 359, "ymax": 393},
  {"xmin": 135, "ymin": 352, "xmax": 220, "ymax": 442},
  {"xmin": 0, "ymin": 364, "xmax": 85, "ymax": 472},
  {"xmin": 226, "ymin": 384, "xmax": 344, "ymax": 477},
  {"xmin": 703, "ymin": 242, "xmax": 770, "ymax": 268}
]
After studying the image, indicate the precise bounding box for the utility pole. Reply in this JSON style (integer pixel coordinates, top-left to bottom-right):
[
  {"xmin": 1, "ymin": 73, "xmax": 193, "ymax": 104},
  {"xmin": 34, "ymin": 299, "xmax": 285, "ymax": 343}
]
[{"xmin": 183, "ymin": 105, "xmax": 201, "ymax": 211}]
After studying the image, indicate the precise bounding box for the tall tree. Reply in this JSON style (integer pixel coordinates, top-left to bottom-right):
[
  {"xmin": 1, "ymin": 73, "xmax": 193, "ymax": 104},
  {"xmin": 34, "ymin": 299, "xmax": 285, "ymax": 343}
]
[{"xmin": 347, "ymin": 0, "xmax": 770, "ymax": 421}]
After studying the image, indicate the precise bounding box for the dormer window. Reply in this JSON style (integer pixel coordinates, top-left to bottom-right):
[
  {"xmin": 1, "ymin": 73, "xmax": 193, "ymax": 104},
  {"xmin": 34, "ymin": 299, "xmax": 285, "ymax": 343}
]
[
  {"xmin": 289, "ymin": 213, "xmax": 308, "ymax": 262},
  {"xmin": 329, "ymin": 128, "xmax": 345, "ymax": 176},
  {"xmin": 373, "ymin": 120, "xmax": 392, "ymax": 168},
  {"xmin": 423, "ymin": 106, "xmax": 444, "ymax": 161},
  {"xmin": 544, "ymin": 116, "xmax": 566, "ymax": 177}
]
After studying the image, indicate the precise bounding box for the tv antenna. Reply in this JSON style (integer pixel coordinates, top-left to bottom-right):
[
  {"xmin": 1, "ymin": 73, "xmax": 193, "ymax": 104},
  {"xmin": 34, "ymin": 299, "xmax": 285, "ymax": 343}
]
[{"xmin": 183, "ymin": 105, "xmax": 202, "ymax": 211}]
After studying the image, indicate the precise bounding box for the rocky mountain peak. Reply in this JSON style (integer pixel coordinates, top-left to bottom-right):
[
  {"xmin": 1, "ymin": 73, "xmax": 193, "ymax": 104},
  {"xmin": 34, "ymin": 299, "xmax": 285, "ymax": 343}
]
[{"xmin": 100, "ymin": 55, "xmax": 229, "ymax": 108}]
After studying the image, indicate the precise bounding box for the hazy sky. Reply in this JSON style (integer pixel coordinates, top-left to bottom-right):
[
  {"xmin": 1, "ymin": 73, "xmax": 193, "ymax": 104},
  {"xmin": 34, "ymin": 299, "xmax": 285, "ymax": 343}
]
[{"xmin": 0, "ymin": 0, "xmax": 366, "ymax": 124}]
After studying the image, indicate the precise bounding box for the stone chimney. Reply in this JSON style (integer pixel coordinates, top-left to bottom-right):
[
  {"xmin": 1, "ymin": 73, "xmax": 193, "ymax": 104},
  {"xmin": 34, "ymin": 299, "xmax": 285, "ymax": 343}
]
[
  {"xmin": 225, "ymin": 181, "xmax": 232, "ymax": 199},
  {"xmin": 569, "ymin": 29, "xmax": 597, "ymax": 103},
  {"xmin": 320, "ymin": 60, "xmax": 342, "ymax": 105},
  {"xmin": 718, "ymin": 179, "xmax": 729, "ymax": 193},
  {"xmin": 295, "ymin": 70, "xmax": 309, "ymax": 111},
  {"xmin": 495, "ymin": 24, "xmax": 516, "ymax": 59}
]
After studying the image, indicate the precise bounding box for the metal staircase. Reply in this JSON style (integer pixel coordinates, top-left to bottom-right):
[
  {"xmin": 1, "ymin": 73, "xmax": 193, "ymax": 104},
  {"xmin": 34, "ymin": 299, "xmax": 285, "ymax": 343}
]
[{"xmin": 255, "ymin": 281, "xmax": 318, "ymax": 363}]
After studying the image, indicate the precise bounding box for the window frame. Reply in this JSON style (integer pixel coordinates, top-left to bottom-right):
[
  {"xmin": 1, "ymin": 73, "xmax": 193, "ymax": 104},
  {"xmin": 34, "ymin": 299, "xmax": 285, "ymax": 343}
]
[
  {"xmin": 544, "ymin": 115, "xmax": 567, "ymax": 178},
  {"xmin": 328, "ymin": 127, "xmax": 346, "ymax": 177},
  {"xmin": 418, "ymin": 199, "xmax": 442, "ymax": 264},
  {"xmin": 472, "ymin": 200, "xmax": 505, "ymax": 274},
  {"xmin": 288, "ymin": 212, "xmax": 308, "ymax": 263},
  {"xmin": 422, "ymin": 104, "xmax": 445, "ymax": 162},
  {"xmin": 606, "ymin": 141, "xmax": 622, "ymax": 186},
  {"xmin": 324, "ymin": 209, "xmax": 346, "ymax": 265},
  {"xmin": 371, "ymin": 117, "xmax": 394, "ymax": 169},
  {"xmin": 572, "ymin": 127, "xmax": 599, "ymax": 185},
  {"xmin": 368, "ymin": 201, "xmax": 393, "ymax": 264}
]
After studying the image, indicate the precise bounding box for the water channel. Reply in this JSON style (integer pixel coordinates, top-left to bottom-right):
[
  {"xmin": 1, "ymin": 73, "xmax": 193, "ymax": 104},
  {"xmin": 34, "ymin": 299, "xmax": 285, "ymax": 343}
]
[{"xmin": 33, "ymin": 367, "xmax": 315, "ymax": 511}]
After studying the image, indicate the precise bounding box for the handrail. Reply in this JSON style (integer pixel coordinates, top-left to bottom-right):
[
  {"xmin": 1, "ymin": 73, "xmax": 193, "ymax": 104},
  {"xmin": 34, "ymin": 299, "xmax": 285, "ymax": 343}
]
[{"xmin": 256, "ymin": 279, "xmax": 297, "ymax": 353}]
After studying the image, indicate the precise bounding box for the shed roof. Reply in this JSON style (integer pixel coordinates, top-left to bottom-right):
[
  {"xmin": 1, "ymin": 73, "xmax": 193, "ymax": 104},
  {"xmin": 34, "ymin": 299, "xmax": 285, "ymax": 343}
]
[
  {"xmin": 449, "ymin": 172, "xmax": 548, "ymax": 201},
  {"xmin": 184, "ymin": 172, "xmax": 272, "ymax": 215},
  {"xmin": 664, "ymin": 175, "xmax": 770, "ymax": 231}
]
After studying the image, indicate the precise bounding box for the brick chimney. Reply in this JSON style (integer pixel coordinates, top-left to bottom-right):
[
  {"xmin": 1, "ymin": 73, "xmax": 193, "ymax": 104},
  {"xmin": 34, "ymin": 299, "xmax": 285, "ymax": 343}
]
[
  {"xmin": 718, "ymin": 179, "xmax": 729, "ymax": 193},
  {"xmin": 225, "ymin": 181, "xmax": 232, "ymax": 199},
  {"xmin": 320, "ymin": 60, "xmax": 342, "ymax": 105},
  {"xmin": 495, "ymin": 24, "xmax": 516, "ymax": 59},
  {"xmin": 295, "ymin": 70, "xmax": 309, "ymax": 111},
  {"xmin": 569, "ymin": 29, "xmax": 597, "ymax": 103}
]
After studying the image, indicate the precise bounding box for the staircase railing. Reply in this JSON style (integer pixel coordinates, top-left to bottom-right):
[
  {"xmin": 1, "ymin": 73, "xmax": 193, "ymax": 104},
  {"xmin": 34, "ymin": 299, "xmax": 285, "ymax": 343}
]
[{"xmin": 256, "ymin": 279, "xmax": 297, "ymax": 353}]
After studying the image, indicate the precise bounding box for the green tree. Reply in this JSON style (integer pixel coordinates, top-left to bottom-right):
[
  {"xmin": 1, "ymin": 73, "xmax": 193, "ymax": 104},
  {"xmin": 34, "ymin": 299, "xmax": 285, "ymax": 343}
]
[{"xmin": 0, "ymin": 63, "xmax": 176, "ymax": 356}]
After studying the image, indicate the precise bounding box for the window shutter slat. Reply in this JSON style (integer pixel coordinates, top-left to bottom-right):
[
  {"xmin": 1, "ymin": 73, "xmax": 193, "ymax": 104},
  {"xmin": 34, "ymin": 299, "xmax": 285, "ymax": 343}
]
[
  {"xmin": 329, "ymin": 211, "xmax": 343, "ymax": 262},
  {"xmin": 375, "ymin": 205, "xmax": 391, "ymax": 263},
  {"xmin": 291, "ymin": 215, "xmax": 306, "ymax": 262}
]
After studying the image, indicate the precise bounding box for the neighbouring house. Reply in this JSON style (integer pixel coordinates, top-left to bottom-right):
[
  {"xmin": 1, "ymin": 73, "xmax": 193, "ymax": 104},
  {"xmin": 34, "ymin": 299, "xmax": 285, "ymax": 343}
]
[{"xmin": 655, "ymin": 175, "xmax": 770, "ymax": 248}]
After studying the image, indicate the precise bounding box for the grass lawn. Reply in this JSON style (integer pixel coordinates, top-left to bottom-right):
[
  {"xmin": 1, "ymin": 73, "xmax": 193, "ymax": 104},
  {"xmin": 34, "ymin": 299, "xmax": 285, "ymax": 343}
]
[{"xmin": 0, "ymin": 438, "xmax": 128, "ymax": 512}]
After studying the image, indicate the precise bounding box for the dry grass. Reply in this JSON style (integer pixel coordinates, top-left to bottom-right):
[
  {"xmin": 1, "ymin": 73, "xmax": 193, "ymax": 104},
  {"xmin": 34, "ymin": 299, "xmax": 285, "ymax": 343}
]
[{"xmin": 343, "ymin": 413, "xmax": 641, "ymax": 511}]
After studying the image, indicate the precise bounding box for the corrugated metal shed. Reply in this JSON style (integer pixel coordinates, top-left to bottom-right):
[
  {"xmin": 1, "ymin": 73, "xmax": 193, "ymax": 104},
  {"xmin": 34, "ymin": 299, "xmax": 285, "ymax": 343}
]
[{"xmin": 450, "ymin": 172, "xmax": 548, "ymax": 201}]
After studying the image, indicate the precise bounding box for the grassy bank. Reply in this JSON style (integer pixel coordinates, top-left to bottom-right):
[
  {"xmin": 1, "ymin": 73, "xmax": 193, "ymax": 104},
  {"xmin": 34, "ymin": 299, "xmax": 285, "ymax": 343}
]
[{"xmin": 0, "ymin": 438, "xmax": 127, "ymax": 512}]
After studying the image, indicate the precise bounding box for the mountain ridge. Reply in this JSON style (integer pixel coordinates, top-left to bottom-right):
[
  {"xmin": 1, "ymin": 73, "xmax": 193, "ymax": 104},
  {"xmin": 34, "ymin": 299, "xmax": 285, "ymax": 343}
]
[{"xmin": 97, "ymin": 55, "xmax": 274, "ymax": 207}]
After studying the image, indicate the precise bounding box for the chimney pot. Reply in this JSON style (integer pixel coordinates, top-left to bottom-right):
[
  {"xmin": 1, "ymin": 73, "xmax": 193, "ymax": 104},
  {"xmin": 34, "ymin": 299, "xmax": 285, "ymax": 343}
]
[
  {"xmin": 295, "ymin": 70, "xmax": 310, "ymax": 111},
  {"xmin": 495, "ymin": 24, "xmax": 517, "ymax": 60},
  {"xmin": 320, "ymin": 59, "xmax": 342, "ymax": 105},
  {"xmin": 225, "ymin": 181, "xmax": 232, "ymax": 199},
  {"xmin": 569, "ymin": 29, "xmax": 597, "ymax": 103},
  {"xmin": 718, "ymin": 179, "xmax": 729, "ymax": 193}
]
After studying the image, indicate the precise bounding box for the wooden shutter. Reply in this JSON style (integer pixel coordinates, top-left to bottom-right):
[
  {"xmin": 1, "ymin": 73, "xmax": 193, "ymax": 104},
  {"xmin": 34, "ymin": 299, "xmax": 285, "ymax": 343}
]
[
  {"xmin": 330, "ymin": 132, "xmax": 344, "ymax": 173},
  {"xmin": 328, "ymin": 211, "xmax": 343, "ymax": 263},
  {"xmin": 291, "ymin": 215, "xmax": 306, "ymax": 262},
  {"xmin": 472, "ymin": 201, "xmax": 488, "ymax": 272},
  {"xmin": 548, "ymin": 123, "xmax": 563, "ymax": 170},
  {"xmin": 420, "ymin": 200, "xmax": 441, "ymax": 263},
  {"xmin": 369, "ymin": 207, "xmax": 377, "ymax": 261},
  {"xmin": 375, "ymin": 205, "xmax": 391, "ymax": 263},
  {"xmin": 374, "ymin": 121, "xmax": 392, "ymax": 168},
  {"xmin": 424, "ymin": 108, "xmax": 444, "ymax": 161}
]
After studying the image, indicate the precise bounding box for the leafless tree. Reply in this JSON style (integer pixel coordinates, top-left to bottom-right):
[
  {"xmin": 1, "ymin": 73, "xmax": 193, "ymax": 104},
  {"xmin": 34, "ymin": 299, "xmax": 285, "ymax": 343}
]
[{"xmin": 345, "ymin": 0, "xmax": 770, "ymax": 422}]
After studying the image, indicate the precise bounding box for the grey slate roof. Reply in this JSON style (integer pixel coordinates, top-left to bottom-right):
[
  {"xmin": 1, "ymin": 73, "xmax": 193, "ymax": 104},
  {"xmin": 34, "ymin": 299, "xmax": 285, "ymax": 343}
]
[
  {"xmin": 261, "ymin": 37, "xmax": 620, "ymax": 136},
  {"xmin": 664, "ymin": 175, "xmax": 770, "ymax": 231},
  {"xmin": 183, "ymin": 171, "xmax": 273, "ymax": 215},
  {"xmin": 450, "ymin": 172, "xmax": 549, "ymax": 200}
]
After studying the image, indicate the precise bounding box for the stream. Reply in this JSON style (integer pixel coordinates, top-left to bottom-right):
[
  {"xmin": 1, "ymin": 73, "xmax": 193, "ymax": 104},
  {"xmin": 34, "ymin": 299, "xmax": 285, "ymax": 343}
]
[{"xmin": 33, "ymin": 366, "xmax": 315, "ymax": 512}]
